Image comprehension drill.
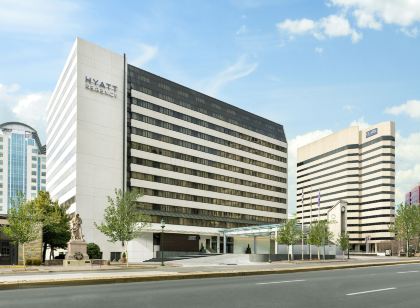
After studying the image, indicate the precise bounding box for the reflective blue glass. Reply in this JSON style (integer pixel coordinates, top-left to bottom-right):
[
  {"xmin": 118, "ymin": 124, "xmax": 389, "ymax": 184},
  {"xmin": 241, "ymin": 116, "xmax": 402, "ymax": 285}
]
[{"xmin": 8, "ymin": 133, "xmax": 27, "ymax": 207}]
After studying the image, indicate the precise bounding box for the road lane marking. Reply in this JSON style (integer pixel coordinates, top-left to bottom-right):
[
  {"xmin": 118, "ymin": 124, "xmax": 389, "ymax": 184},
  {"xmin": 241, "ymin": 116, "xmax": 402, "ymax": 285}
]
[
  {"xmin": 257, "ymin": 279, "xmax": 306, "ymax": 285},
  {"xmin": 346, "ymin": 287, "xmax": 396, "ymax": 296},
  {"xmin": 397, "ymin": 271, "xmax": 419, "ymax": 274}
]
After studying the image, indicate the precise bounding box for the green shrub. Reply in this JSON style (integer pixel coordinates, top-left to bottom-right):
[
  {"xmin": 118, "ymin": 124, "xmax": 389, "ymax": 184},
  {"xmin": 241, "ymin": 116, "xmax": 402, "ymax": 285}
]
[
  {"xmin": 26, "ymin": 259, "xmax": 42, "ymax": 266},
  {"xmin": 87, "ymin": 243, "xmax": 102, "ymax": 259}
]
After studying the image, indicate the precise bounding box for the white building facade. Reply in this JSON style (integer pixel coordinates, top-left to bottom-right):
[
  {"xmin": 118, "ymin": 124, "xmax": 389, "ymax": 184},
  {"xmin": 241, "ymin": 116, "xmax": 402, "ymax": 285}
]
[
  {"xmin": 296, "ymin": 122, "xmax": 395, "ymax": 253},
  {"xmin": 47, "ymin": 38, "xmax": 288, "ymax": 261},
  {"xmin": 0, "ymin": 122, "xmax": 46, "ymax": 215}
]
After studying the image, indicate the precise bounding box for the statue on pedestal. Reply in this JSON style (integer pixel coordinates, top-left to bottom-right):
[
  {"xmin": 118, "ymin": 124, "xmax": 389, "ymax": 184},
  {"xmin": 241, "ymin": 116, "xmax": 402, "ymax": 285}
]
[
  {"xmin": 65, "ymin": 213, "xmax": 91, "ymax": 266},
  {"xmin": 70, "ymin": 213, "xmax": 84, "ymax": 241}
]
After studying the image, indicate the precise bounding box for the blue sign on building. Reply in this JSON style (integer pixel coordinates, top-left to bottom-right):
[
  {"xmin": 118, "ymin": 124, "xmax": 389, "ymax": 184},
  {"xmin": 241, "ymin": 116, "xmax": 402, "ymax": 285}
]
[{"xmin": 366, "ymin": 128, "xmax": 378, "ymax": 138}]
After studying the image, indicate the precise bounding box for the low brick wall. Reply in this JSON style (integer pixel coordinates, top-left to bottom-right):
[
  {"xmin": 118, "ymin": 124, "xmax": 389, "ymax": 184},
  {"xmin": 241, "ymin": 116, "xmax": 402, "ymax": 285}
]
[
  {"xmin": 18, "ymin": 228, "xmax": 43, "ymax": 265},
  {"xmin": 44, "ymin": 259, "xmax": 64, "ymax": 266}
]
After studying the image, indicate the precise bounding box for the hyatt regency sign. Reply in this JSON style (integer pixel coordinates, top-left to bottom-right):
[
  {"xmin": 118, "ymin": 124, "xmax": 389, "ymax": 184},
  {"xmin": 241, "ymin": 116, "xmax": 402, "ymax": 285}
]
[{"xmin": 85, "ymin": 76, "xmax": 118, "ymax": 98}]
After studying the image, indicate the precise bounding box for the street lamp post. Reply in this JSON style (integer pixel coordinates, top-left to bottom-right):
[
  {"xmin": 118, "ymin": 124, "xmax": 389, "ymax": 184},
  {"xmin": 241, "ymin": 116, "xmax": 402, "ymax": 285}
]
[{"xmin": 160, "ymin": 219, "xmax": 165, "ymax": 266}]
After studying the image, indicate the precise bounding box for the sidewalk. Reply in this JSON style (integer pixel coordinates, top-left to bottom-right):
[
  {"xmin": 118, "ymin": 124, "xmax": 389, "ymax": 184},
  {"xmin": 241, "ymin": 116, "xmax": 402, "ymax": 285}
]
[{"xmin": 1, "ymin": 257, "xmax": 420, "ymax": 290}]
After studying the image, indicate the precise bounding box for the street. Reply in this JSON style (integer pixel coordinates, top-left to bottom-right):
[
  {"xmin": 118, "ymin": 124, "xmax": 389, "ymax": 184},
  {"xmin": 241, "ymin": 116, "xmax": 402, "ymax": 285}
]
[{"xmin": 1, "ymin": 263, "xmax": 420, "ymax": 308}]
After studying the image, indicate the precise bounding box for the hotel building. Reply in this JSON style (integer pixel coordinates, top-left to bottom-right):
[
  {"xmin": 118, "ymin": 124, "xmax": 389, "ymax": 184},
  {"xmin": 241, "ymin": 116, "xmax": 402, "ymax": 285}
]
[
  {"xmin": 47, "ymin": 38, "xmax": 288, "ymax": 261},
  {"xmin": 0, "ymin": 122, "xmax": 46, "ymax": 265},
  {"xmin": 405, "ymin": 184, "xmax": 420, "ymax": 205},
  {"xmin": 296, "ymin": 122, "xmax": 395, "ymax": 253},
  {"xmin": 0, "ymin": 122, "xmax": 46, "ymax": 215}
]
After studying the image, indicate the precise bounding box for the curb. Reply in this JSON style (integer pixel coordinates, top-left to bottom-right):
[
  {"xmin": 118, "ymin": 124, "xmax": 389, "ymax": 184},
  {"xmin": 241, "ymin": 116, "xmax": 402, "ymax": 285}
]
[{"xmin": 1, "ymin": 260, "xmax": 420, "ymax": 290}]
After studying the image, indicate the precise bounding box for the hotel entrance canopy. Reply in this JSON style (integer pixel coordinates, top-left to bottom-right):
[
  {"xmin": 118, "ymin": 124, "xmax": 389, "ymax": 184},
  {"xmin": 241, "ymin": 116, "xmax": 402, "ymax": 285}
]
[
  {"xmin": 219, "ymin": 224, "xmax": 287, "ymax": 254},
  {"xmin": 220, "ymin": 224, "xmax": 284, "ymax": 237}
]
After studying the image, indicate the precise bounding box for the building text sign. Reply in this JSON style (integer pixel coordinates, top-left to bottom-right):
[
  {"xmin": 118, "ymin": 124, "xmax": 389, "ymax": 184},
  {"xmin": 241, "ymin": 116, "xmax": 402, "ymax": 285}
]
[
  {"xmin": 366, "ymin": 128, "xmax": 378, "ymax": 138},
  {"xmin": 85, "ymin": 76, "xmax": 118, "ymax": 98}
]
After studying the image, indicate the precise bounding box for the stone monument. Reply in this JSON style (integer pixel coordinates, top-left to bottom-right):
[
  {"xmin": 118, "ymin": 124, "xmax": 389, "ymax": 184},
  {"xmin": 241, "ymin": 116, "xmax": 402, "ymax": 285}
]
[{"xmin": 64, "ymin": 213, "xmax": 91, "ymax": 266}]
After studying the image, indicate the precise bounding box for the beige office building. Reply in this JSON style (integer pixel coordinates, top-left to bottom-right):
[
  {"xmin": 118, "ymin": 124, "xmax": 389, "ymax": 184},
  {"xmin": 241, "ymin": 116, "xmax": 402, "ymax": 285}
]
[{"xmin": 296, "ymin": 122, "xmax": 395, "ymax": 252}]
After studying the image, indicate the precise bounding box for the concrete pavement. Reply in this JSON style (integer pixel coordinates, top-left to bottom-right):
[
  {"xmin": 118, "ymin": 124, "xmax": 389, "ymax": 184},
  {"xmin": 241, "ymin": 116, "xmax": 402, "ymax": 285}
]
[
  {"xmin": 0, "ymin": 257, "xmax": 419, "ymax": 290},
  {"xmin": 2, "ymin": 262, "xmax": 420, "ymax": 308}
]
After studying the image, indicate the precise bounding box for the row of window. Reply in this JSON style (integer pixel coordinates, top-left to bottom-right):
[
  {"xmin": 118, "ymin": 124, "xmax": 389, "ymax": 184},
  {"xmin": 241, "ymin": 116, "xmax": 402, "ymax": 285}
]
[
  {"xmin": 134, "ymin": 188, "xmax": 287, "ymax": 212},
  {"xmin": 347, "ymin": 221, "xmax": 393, "ymax": 227},
  {"xmin": 297, "ymin": 159, "xmax": 395, "ymax": 180},
  {"xmin": 297, "ymin": 154, "xmax": 395, "ymax": 178},
  {"xmin": 128, "ymin": 67, "xmax": 286, "ymax": 142},
  {"xmin": 297, "ymin": 183, "xmax": 394, "ymax": 202},
  {"xmin": 31, "ymin": 171, "xmax": 46, "ymax": 177},
  {"xmin": 132, "ymin": 98, "xmax": 287, "ymax": 153},
  {"xmin": 347, "ymin": 214, "xmax": 395, "ymax": 220},
  {"xmin": 297, "ymin": 175, "xmax": 394, "ymax": 194},
  {"xmin": 148, "ymin": 215, "xmax": 279, "ymax": 229},
  {"xmin": 297, "ymin": 145, "xmax": 394, "ymax": 174},
  {"xmin": 130, "ymin": 142, "xmax": 286, "ymax": 183},
  {"xmin": 130, "ymin": 128, "xmax": 287, "ymax": 173},
  {"xmin": 137, "ymin": 202, "xmax": 282, "ymax": 223},
  {"xmin": 298, "ymin": 194, "xmax": 394, "ymax": 216},
  {"xmin": 129, "ymin": 157, "xmax": 286, "ymax": 193},
  {"xmin": 298, "ymin": 203, "xmax": 395, "ymax": 219},
  {"xmin": 131, "ymin": 172, "xmax": 283, "ymax": 203},
  {"xmin": 132, "ymin": 112, "xmax": 286, "ymax": 163},
  {"xmin": 297, "ymin": 166, "xmax": 395, "ymax": 186},
  {"xmin": 297, "ymin": 136, "xmax": 395, "ymax": 167},
  {"xmin": 348, "ymin": 230, "xmax": 392, "ymax": 234}
]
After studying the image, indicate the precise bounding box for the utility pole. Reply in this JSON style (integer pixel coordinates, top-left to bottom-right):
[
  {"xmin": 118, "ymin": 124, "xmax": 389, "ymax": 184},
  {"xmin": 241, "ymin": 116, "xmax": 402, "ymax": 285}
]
[
  {"xmin": 301, "ymin": 189, "xmax": 304, "ymax": 261},
  {"xmin": 309, "ymin": 186, "xmax": 312, "ymax": 260}
]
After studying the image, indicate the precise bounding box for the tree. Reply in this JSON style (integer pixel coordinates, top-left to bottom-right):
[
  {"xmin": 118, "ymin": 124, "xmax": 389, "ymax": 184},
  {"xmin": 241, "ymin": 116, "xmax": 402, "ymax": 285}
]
[
  {"xmin": 42, "ymin": 204, "xmax": 71, "ymax": 261},
  {"xmin": 87, "ymin": 243, "xmax": 102, "ymax": 259},
  {"xmin": 390, "ymin": 204, "xmax": 418, "ymax": 257},
  {"xmin": 307, "ymin": 220, "xmax": 333, "ymax": 260},
  {"xmin": 337, "ymin": 232, "xmax": 350, "ymax": 259},
  {"xmin": 95, "ymin": 189, "xmax": 151, "ymax": 266},
  {"xmin": 276, "ymin": 218, "xmax": 301, "ymax": 261},
  {"xmin": 412, "ymin": 205, "xmax": 420, "ymax": 253},
  {"xmin": 32, "ymin": 191, "xmax": 70, "ymax": 261},
  {"xmin": 1, "ymin": 195, "xmax": 41, "ymax": 267}
]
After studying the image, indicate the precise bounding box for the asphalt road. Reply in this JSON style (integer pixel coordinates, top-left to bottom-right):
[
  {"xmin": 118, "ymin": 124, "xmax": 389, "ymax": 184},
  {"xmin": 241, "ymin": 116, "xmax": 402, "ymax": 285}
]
[{"xmin": 2, "ymin": 263, "xmax": 420, "ymax": 308}]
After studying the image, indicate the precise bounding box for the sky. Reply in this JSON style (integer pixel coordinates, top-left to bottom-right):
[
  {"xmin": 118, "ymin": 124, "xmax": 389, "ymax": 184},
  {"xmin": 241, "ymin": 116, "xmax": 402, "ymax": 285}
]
[{"xmin": 0, "ymin": 0, "xmax": 420, "ymax": 214}]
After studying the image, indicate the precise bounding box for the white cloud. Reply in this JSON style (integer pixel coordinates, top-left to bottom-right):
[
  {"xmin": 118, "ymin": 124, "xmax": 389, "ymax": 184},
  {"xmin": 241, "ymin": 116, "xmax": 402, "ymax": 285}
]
[
  {"xmin": 320, "ymin": 15, "xmax": 362, "ymax": 43},
  {"xmin": 277, "ymin": 18, "xmax": 316, "ymax": 34},
  {"xmin": 12, "ymin": 92, "xmax": 50, "ymax": 126},
  {"xmin": 278, "ymin": 1, "xmax": 420, "ymax": 43},
  {"xmin": 395, "ymin": 131, "xmax": 420, "ymax": 204},
  {"xmin": 205, "ymin": 55, "xmax": 258, "ymax": 96},
  {"xmin": 277, "ymin": 15, "xmax": 361, "ymax": 43},
  {"xmin": 353, "ymin": 9, "xmax": 382, "ymax": 30},
  {"xmin": 330, "ymin": 0, "xmax": 420, "ymax": 27},
  {"xmin": 0, "ymin": 83, "xmax": 20, "ymax": 102},
  {"xmin": 0, "ymin": 83, "xmax": 49, "ymax": 141},
  {"xmin": 288, "ymin": 129, "xmax": 333, "ymax": 214},
  {"xmin": 130, "ymin": 43, "xmax": 158, "ymax": 67},
  {"xmin": 400, "ymin": 27, "xmax": 419, "ymax": 38},
  {"xmin": 349, "ymin": 117, "xmax": 370, "ymax": 129},
  {"xmin": 0, "ymin": 0, "xmax": 82, "ymax": 36},
  {"xmin": 385, "ymin": 100, "xmax": 420, "ymax": 118}
]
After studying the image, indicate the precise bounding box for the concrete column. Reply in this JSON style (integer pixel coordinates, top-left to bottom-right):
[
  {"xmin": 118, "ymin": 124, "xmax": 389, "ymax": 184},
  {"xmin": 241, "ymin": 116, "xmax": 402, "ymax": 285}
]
[
  {"xmin": 274, "ymin": 230, "xmax": 278, "ymax": 254},
  {"xmin": 223, "ymin": 234, "xmax": 227, "ymax": 254},
  {"xmin": 216, "ymin": 236, "xmax": 220, "ymax": 253},
  {"xmin": 253, "ymin": 236, "xmax": 257, "ymax": 254}
]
